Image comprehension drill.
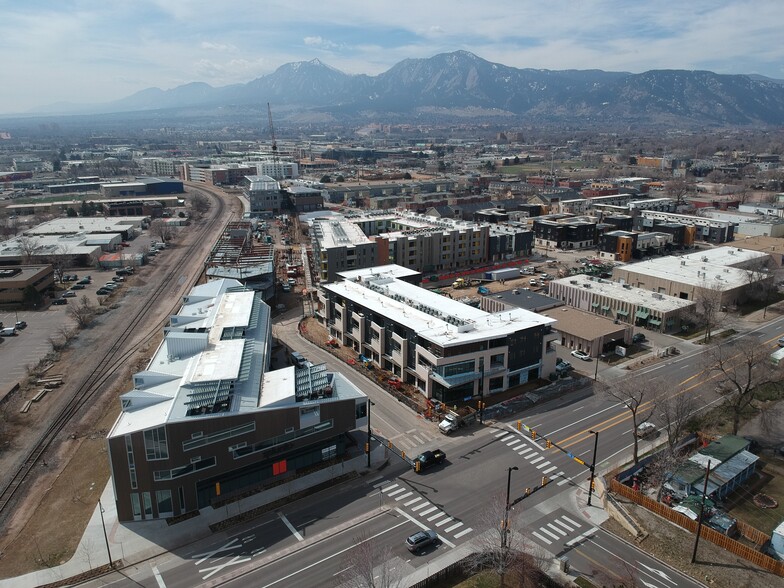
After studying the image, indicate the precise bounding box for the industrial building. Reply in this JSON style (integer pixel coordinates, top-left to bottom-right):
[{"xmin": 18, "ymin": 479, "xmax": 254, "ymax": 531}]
[
  {"xmin": 0, "ymin": 265, "xmax": 55, "ymax": 308},
  {"xmin": 106, "ymin": 279, "xmax": 368, "ymax": 522},
  {"xmin": 540, "ymin": 306, "xmax": 631, "ymax": 358},
  {"xmin": 318, "ymin": 265, "xmax": 558, "ymax": 402},
  {"xmin": 548, "ymin": 274, "xmax": 695, "ymax": 333}
]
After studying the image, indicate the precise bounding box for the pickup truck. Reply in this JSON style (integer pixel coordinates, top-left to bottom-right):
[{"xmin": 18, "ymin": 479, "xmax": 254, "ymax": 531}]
[
  {"xmin": 413, "ymin": 449, "xmax": 446, "ymax": 472},
  {"xmin": 438, "ymin": 407, "xmax": 478, "ymax": 435}
]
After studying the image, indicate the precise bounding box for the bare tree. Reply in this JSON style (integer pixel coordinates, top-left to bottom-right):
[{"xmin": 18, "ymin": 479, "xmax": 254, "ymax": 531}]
[
  {"xmin": 604, "ymin": 378, "xmax": 661, "ymax": 464},
  {"xmin": 189, "ymin": 192, "xmax": 211, "ymax": 217},
  {"xmin": 463, "ymin": 493, "xmax": 548, "ymax": 588},
  {"xmin": 659, "ymin": 392, "xmax": 697, "ymax": 457},
  {"xmin": 707, "ymin": 339, "xmax": 779, "ymax": 435},
  {"xmin": 665, "ymin": 177, "xmax": 692, "ymax": 207},
  {"xmin": 149, "ymin": 218, "xmax": 175, "ymax": 243},
  {"xmin": 68, "ymin": 296, "xmax": 96, "ymax": 328},
  {"xmin": 744, "ymin": 258, "xmax": 776, "ymax": 315},
  {"xmin": 336, "ymin": 532, "xmax": 403, "ymax": 588},
  {"xmin": 17, "ymin": 235, "xmax": 43, "ymax": 263},
  {"xmin": 47, "ymin": 244, "xmax": 75, "ymax": 283},
  {"xmin": 690, "ymin": 277, "xmax": 725, "ymax": 343}
]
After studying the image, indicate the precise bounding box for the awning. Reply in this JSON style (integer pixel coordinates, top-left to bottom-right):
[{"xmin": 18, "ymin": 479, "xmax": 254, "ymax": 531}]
[
  {"xmin": 591, "ymin": 302, "xmax": 600, "ymax": 308},
  {"xmin": 617, "ymin": 309, "xmax": 629, "ymax": 316},
  {"xmin": 649, "ymin": 318, "xmax": 662, "ymax": 326},
  {"xmin": 635, "ymin": 310, "xmax": 649, "ymax": 319}
]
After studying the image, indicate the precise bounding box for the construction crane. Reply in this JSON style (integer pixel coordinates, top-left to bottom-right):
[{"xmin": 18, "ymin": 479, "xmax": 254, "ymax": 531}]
[{"xmin": 266, "ymin": 102, "xmax": 280, "ymax": 174}]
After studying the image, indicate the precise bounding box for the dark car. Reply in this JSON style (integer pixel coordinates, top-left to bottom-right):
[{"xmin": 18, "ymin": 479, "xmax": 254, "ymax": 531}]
[
  {"xmin": 705, "ymin": 512, "xmax": 738, "ymax": 537},
  {"xmin": 632, "ymin": 333, "xmax": 646, "ymax": 344},
  {"xmin": 71, "ymin": 283, "xmax": 86, "ymax": 290},
  {"xmin": 62, "ymin": 291, "xmax": 77, "ymax": 298},
  {"xmin": 413, "ymin": 449, "xmax": 446, "ymax": 472},
  {"xmin": 405, "ymin": 529, "xmax": 439, "ymax": 553},
  {"xmin": 15, "ymin": 321, "xmax": 27, "ymax": 329},
  {"xmin": 51, "ymin": 298, "xmax": 68, "ymax": 305}
]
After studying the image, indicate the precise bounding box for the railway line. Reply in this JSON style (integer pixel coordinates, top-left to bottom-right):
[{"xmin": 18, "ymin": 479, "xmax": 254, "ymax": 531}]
[{"xmin": 0, "ymin": 185, "xmax": 234, "ymax": 522}]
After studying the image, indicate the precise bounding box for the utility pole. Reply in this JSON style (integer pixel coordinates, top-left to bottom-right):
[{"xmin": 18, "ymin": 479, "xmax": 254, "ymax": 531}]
[
  {"xmin": 503, "ymin": 466, "xmax": 518, "ymax": 550},
  {"xmin": 691, "ymin": 460, "xmax": 712, "ymax": 563},
  {"xmin": 366, "ymin": 399, "xmax": 372, "ymax": 468},
  {"xmin": 98, "ymin": 499, "xmax": 113, "ymax": 568},
  {"xmin": 587, "ymin": 430, "xmax": 599, "ymax": 506}
]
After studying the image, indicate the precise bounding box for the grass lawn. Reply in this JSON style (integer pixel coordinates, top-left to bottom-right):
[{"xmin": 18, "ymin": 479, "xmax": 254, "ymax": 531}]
[{"xmin": 726, "ymin": 459, "xmax": 784, "ymax": 536}]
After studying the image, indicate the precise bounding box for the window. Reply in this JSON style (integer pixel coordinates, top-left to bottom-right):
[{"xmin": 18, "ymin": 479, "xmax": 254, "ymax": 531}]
[
  {"xmin": 322, "ymin": 445, "xmax": 337, "ymax": 460},
  {"xmin": 144, "ymin": 427, "xmax": 169, "ymax": 461},
  {"xmin": 131, "ymin": 493, "xmax": 141, "ymax": 519},
  {"xmin": 182, "ymin": 421, "xmax": 255, "ymax": 451},
  {"xmin": 142, "ymin": 492, "xmax": 153, "ymax": 517},
  {"xmin": 125, "ymin": 435, "xmax": 137, "ymax": 489},
  {"xmin": 154, "ymin": 456, "xmax": 217, "ymax": 481},
  {"xmin": 178, "ymin": 487, "xmax": 185, "ymax": 512},
  {"xmin": 156, "ymin": 489, "xmax": 173, "ymax": 517},
  {"xmin": 355, "ymin": 402, "xmax": 367, "ymax": 420}
]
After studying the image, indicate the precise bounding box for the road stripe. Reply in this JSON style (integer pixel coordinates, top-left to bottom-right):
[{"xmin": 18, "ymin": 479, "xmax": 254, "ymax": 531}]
[
  {"xmin": 453, "ymin": 527, "xmax": 473, "ymax": 539},
  {"xmin": 395, "ymin": 491, "xmax": 413, "ymax": 501},
  {"xmin": 427, "ymin": 511, "xmax": 446, "ymax": 522},
  {"xmin": 565, "ymin": 526, "xmax": 598, "ymax": 546},
  {"xmin": 411, "ymin": 502, "xmax": 429, "ymax": 512},
  {"xmin": 529, "ymin": 456, "xmax": 544, "ymax": 465},
  {"xmin": 557, "ymin": 477, "xmax": 571, "ymax": 486},
  {"xmin": 506, "ymin": 438, "xmax": 522, "ymax": 447},
  {"xmin": 444, "ymin": 521, "xmax": 464, "ymax": 533},
  {"xmin": 394, "ymin": 508, "xmax": 456, "ymax": 548},
  {"xmin": 547, "ymin": 523, "xmax": 567, "ymax": 536},
  {"xmin": 412, "ymin": 435, "xmax": 424, "ymax": 444},
  {"xmin": 540, "ymin": 527, "xmax": 560, "ymax": 540},
  {"xmin": 553, "ymin": 519, "xmax": 574, "ymax": 532},
  {"xmin": 535, "ymin": 460, "xmax": 551, "ymax": 469},
  {"xmin": 404, "ymin": 497, "xmax": 422, "ymax": 507},
  {"xmin": 435, "ymin": 517, "xmax": 454, "ymax": 528},
  {"xmin": 381, "ymin": 484, "xmax": 399, "ymax": 493},
  {"xmin": 500, "ymin": 434, "xmax": 514, "ymax": 442},
  {"xmin": 541, "ymin": 465, "xmax": 558, "ymax": 474},
  {"xmin": 419, "ymin": 506, "xmax": 438, "ymax": 516},
  {"xmin": 532, "ymin": 531, "xmax": 552, "ymax": 545},
  {"xmin": 386, "ymin": 488, "xmax": 406, "ymax": 497},
  {"xmin": 495, "ymin": 430, "xmax": 508, "ymax": 437},
  {"xmin": 278, "ymin": 512, "xmax": 304, "ymax": 542},
  {"xmin": 152, "ymin": 565, "xmax": 166, "ymax": 588},
  {"xmin": 561, "ymin": 514, "xmax": 581, "ymax": 528},
  {"xmin": 517, "ymin": 447, "xmax": 533, "ymax": 456}
]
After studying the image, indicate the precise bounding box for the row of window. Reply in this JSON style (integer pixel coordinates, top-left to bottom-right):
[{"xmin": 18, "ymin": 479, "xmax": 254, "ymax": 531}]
[
  {"xmin": 182, "ymin": 421, "xmax": 256, "ymax": 451},
  {"xmin": 153, "ymin": 456, "xmax": 216, "ymax": 481},
  {"xmin": 234, "ymin": 420, "xmax": 333, "ymax": 459}
]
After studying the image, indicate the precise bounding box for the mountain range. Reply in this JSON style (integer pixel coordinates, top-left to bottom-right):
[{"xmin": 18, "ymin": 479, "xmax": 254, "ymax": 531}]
[{"xmin": 30, "ymin": 51, "xmax": 784, "ymax": 127}]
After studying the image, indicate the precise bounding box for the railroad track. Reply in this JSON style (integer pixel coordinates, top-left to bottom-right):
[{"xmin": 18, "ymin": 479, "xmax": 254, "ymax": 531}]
[{"xmin": 0, "ymin": 187, "xmax": 234, "ymax": 520}]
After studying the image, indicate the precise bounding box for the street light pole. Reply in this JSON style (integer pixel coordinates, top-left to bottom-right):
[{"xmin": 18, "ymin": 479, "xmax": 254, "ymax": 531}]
[
  {"xmin": 366, "ymin": 399, "xmax": 372, "ymax": 468},
  {"xmin": 98, "ymin": 499, "xmax": 113, "ymax": 569},
  {"xmin": 691, "ymin": 460, "xmax": 712, "ymax": 563},
  {"xmin": 587, "ymin": 430, "xmax": 599, "ymax": 506},
  {"xmin": 503, "ymin": 466, "xmax": 519, "ymax": 550}
]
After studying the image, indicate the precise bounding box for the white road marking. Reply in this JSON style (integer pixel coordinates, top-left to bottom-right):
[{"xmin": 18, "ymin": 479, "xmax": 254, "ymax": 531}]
[
  {"xmin": 535, "ymin": 460, "xmax": 551, "ymax": 469},
  {"xmin": 540, "ymin": 527, "xmax": 560, "ymax": 540},
  {"xmin": 507, "ymin": 438, "xmax": 522, "ymax": 447},
  {"xmin": 427, "ymin": 511, "xmax": 447, "ymax": 522},
  {"xmin": 565, "ymin": 526, "xmax": 598, "ymax": 547},
  {"xmin": 200, "ymin": 554, "xmax": 252, "ymax": 580},
  {"xmin": 495, "ymin": 430, "xmax": 509, "ymax": 437},
  {"xmin": 412, "ymin": 435, "xmax": 424, "ymax": 444},
  {"xmin": 561, "ymin": 514, "xmax": 581, "ymax": 527},
  {"xmin": 193, "ymin": 538, "xmax": 242, "ymax": 565},
  {"xmin": 404, "ymin": 497, "xmax": 422, "ymax": 507},
  {"xmin": 277, "ymin": 512, "xmax": 304, "ymax": 541},
  {"xmin": 419, "ymin": 506, "xmax": 438, "ymax": 516},
  {"xmin": 394, "ymin": 508, "xmax": 456, "ymax": 548},
  {"xmin": 386, "ymin": 488, "xmax": 406, "ymax": 497},
  {"xmin": 395, "ymin": 491, "xmax": 413, "ymax": 501},
  {"xmin": 152, "ymin": 565, "xmax": 166, "ymax": 588},
  {"xmin": 381, "ymin": 484, "xmax": 399, "ymax": 493},
  {"xmin": 639, "ymin": 561, "xmax": 677, "ymax": 585},
  {"xmin": 532, "ymin": 531, "xmax": 552, "ymax": 545},
  {"xmin": 553, "ymin": 518, "xmax": 574, "ymax": 532},
  {"xmin": 517, "ymin": 447, "xmax": 533, "ymax": 456},
  {"xmin": 411, "ymin": 502, "xmax": 429, "ymax": 512},
  {"xmin": 453, "ymin": 527, "xmax": 473, "ymax": 539},
  {"xmin": 500, "ymin": 434, "xmax": 515, "ymax": 442},
  {"xmin": 444, "ymin": 521, "xmax": 464, "ymax": 533},
  {"xmin": 542, "ymin": 465, "xmax": 558, "ymax": 474},
  {"xmin": 529, "ymin": 456, "xmax": 544, "ymax": 465},
  {"xmin": 547, "ymin": 523, "xmax": 567, "ymax": 536},
  {"xmin": 435, "ymin": 517, "xmax": 454, "ymax": 527}
]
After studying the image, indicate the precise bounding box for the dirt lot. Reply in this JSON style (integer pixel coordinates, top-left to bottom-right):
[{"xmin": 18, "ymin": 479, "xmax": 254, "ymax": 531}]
[{"xmin": 0, "ymin": 188, "xmax": 239, "ymax": 579}]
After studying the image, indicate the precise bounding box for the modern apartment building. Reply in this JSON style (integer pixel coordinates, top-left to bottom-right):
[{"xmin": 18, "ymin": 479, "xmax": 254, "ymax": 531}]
[
  {"xmin": 106, "ymin": 279, "xmax": 367, "ymax": 522},
  {"xmin": 318, "ymin": 265, "xmax": 558, "ymax": 402},
  {"xmin": 242, "ymin": 175, "xmax": 282, "ymax": 215}
]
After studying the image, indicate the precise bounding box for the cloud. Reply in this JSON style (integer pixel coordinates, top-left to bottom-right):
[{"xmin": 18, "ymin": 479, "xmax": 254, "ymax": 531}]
[
  {"xmin": 303, "ymin": 36, "xmax": 339, "ymax": 49},
  {"xmin": 200, "ymin": 41, "xmax": 237, "ymax": 52}
]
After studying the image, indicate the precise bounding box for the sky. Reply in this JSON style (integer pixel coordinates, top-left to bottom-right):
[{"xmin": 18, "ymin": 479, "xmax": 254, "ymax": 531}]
[{"xmin": 2, "ymin": 0, "xmax": 784, "ymax": 114}]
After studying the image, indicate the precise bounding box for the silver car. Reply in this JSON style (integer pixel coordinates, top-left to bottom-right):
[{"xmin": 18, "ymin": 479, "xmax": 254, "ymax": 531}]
[{"xmin": 405, "ymin": 529, "xmax": 439, "ymax": 553}]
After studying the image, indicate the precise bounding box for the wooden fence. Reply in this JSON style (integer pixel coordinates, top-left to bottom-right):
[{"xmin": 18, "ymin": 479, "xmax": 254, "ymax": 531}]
[{"xmin": 610, "ymin": 478, "xmax": 784, "ymax": 576}]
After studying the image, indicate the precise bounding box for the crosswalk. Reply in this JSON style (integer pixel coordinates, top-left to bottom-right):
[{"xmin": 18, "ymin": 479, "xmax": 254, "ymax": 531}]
[
  {"xmin": 493, "ymin": 429, "xmax": 574, "ymax": 487},
  {"xmin": 386, "ymin": 427, "xmax": 443, "ymax": 452},
  {"xmin": 528, "ymin": 509, "xmax": 597, "ymax": 548},
  {"xmin": 377, "ymin": 482, "xmax": 473, "ymax": 540}
]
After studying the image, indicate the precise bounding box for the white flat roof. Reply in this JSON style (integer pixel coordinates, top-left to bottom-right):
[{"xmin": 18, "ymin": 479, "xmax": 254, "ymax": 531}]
[
  {"xmin": 325, "ymin": 266, "xmax": 555, "ymax": 347},
  {"xmin": 618, "ymin": 257, "xmax": 753, "ymax": 290},
  {"xmin": 551, "ymin": 275, "xmax": 694, "ymax": 312},
  {"xmin": 680, "ymin": 246, "xmax": 769, "ymax": 267}
]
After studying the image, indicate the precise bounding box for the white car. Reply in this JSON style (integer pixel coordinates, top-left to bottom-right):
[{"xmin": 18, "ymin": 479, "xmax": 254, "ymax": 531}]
[{"xmin": 571, "ymin": 349, "xmax": 591, "ymax": 361}]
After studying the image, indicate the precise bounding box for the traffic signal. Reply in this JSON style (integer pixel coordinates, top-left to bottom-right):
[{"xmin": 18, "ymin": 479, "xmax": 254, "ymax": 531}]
[
  {"xmin": 546, "ymin": 439, "xmax": 552, "ymax": 449},
  {"xmin": 517, "ymin": 420, "xmax": 522, "ymax": 431},
  {"xmin": 365, "ymin": 442, "xmax": 369, "ymax": 454},
  {"xmin": 541, "ymin": 476, "xmax": 549, "ymax": 486},
  {"xmin": 525, "ymin": 487, "xmax": 531, "ymax": 496},
  {"xmin": 401, "ymin": 451, "xmax": 406, "ymax": 460},
  {"xmin": 590, "ymin": 479, "xmax": 596, "ymax": 491},
  {"xmin": 415, "ymin": 460, "xmax": 421, "ymax": 472},
  {"xmin": 531, "ymin": 430, "xmax": 537, "ymax": 440}
]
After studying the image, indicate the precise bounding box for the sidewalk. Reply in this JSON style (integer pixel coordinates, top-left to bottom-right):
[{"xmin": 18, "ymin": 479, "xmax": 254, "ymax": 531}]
[{"xmin": 0, "ymin": 445, "xmax": 389, "ymax": 588}]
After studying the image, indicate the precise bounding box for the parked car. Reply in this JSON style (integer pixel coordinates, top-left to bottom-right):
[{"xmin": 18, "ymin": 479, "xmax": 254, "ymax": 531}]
[
  {"xmin": 62, "ymin": 291, "xmax": 77, "ymax": 298},
  {"xmin": 71, "ymin": 284, "xmax": 86, "ymax": 290},
  {"xmin": 77, "ymin": 277, "xmax": 92, "ymax": 285},
  {"xmin": 405, "ymin": 529, "xmax": 439, "ymax": 553},
  {"xmin": 96, "ymin": 288, "xmax": 112, "ymax": 295},
  {"xmin": 632, "ymin": 333, "xmax": 646, "ymax": 344},
  {"xmin": 571, "ymin": 349, "xmax": 591, "ymax": 361},
  {"xmin": 112, "ymin": 276, "xmax": 125, "ymax": 282},
  {"xmin": 15, "ymin": 321, "xmax": 27, "ymax": 330},
  {"xmin": 51, "ymin": 298, "xmax": 68, "ymax": 305},
  {"xmin": 778, "ymin": 337, "xmax": 784, "ymax": 347}
]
